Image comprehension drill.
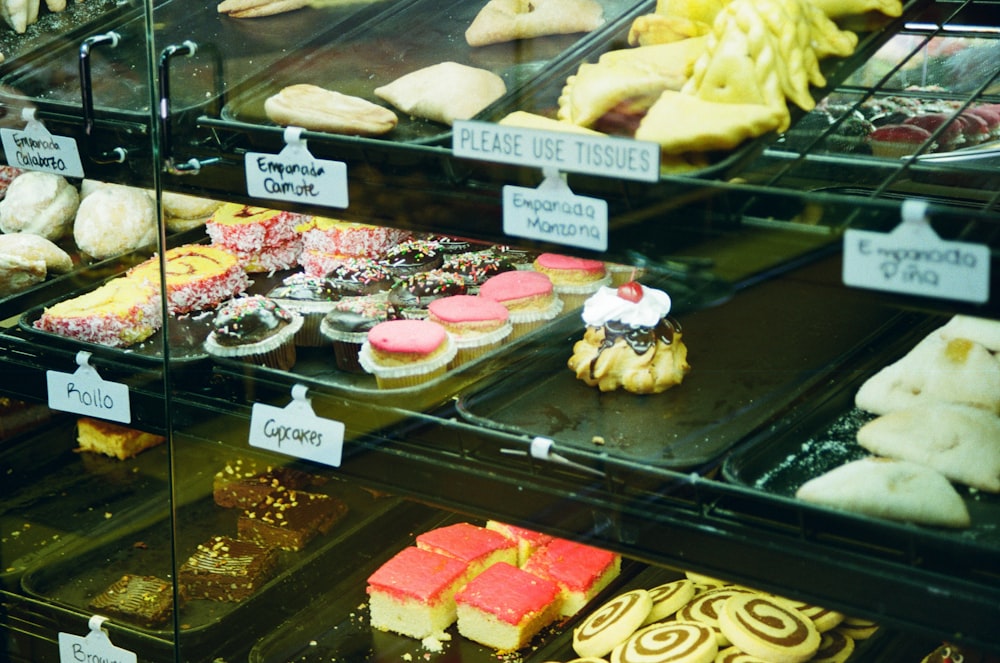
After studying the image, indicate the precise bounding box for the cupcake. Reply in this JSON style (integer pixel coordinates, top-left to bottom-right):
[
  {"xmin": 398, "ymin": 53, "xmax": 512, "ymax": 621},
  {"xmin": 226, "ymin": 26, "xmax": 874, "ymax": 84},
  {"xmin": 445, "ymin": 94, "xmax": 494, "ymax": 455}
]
[
  {"xmin": 491, "ymin": 245, "xmax": 539, "ymax": 270},
  {"xmin": 358, "ymin": 319, "xmax": 456, "ymax": 389},
  {"xmin": 567, "ymin": 281, "xmax": 690, "ymax": 394},
  {"xmin": 427, "ymin": 295, "xmax": 512, "ymax": 368},
  {"xmin": 531, "ymin": 252, "xmax": 610, "ymax": 310},
  {"xmin": 478, "ymin": 270, "xmax": 564, "ymax": 339},
  {"xmin": 320, "ymin": 295, "xmax": 395, "ymax": 373},
  {"xmin": 204, "ymin": 296, "xmax": 302, "ymax": 371},
  {"xmin": 266, "ymin": 273, "xmax": 340, "ymax": 346},
  {"xmin": 424, "ymin": 235, "xmax": 478, "ymax": 255},
  {"xmin": 387, "ymin": 270, "xmax": 468, "ymax": 319},
  {"xmin": 441, "ymin": 251, "xmax": 514, "ymax": 292},
  {"xmin": 324, "ymin": 257, "xmax": 395, "ymax": 298},
  {"xmin": 868, "ymin": 124, "xmax": 933, "ymax": 158},
  {"xmin": 378, "ymin": 239, "xmax": 442, "ymax": 277}
]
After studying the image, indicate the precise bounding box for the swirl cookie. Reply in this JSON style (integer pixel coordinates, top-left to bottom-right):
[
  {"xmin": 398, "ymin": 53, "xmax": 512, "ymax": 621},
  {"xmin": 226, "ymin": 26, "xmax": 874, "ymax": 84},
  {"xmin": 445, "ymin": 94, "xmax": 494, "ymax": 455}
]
[
  {"xmin": 574, "ymin": 589, "xmax": 652, "ymax": 658},
  {"xmin": 836, "ymin": 616, "xmax": 878, "ymax": 640},
  {"xmin": 643, "ymin": 579, "xmax": 696, "ymax": 624},
  {"xmin": 718, "ymin": 593, "xmax": 820, "ymax": 663},
  {"xmin": 611, "ymin": 621, "xmax": 718, "ymax": 663},
  {"xmin": 714, "ymin": 646, "xmax": 768, "ymax": 662},
  {"xmin": 770, "ymin": 596, "xmax": 844, "ymax": 632},
  {"xmin": 811, "ymin": 629, "xmax": 855, "ymax": 663},
  {"xmin": 676, "ymin": 587, "xmax": 752, "ymax": 645}
]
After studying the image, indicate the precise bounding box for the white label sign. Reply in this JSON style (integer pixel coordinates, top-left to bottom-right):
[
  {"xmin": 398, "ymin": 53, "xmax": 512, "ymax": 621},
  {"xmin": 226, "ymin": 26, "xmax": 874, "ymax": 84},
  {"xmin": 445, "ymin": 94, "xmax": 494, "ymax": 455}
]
[
  {"xmin": 47, "ymin": 353, "xmax": 131, "ymax": 423},
  {"xmin": 1, "ymin": 113, "xmax": 85, "ymax": 178},
  {"xmin": 843, "ymin": 201, "xmax": 990, "ymax": 304},
  {"xmin": 503, "ymin": 170, "xmax": 608, "ymax": 251},
  {"xmin": 249, "ymin": 386, "xmax": 344, "ymax": 467},
  {"xmin": 245, "ymin": 128, "xmax": 348, "ymax": 207},
  {"xmin": 453, "ymin": 120, "xmax": 660, "ymax": 182},
  {"xmin": 59, "ymin": 616, "xmax": 137, "ymax": 663}
]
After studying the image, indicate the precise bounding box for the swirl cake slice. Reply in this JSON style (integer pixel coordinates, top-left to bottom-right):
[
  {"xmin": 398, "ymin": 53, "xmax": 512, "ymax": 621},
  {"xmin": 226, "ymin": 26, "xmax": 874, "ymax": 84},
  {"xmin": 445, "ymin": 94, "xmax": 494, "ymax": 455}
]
[{"xmin": 34, "ymin": 277, "xmax": 162, "ymax": 348}]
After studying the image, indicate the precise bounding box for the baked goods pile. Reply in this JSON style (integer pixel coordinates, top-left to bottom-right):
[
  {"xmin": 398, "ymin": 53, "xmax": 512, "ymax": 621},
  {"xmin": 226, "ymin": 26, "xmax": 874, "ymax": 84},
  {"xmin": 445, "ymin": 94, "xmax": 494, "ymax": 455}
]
[
  {"xmin": 500, "ymin": 0, "xmax": 903, "ymax": 169},
  {"xmin": 568, "ymin": 281, "xmax": 689, "ymax": 394},
  {"xmin": 795, "ymin": 315, "xmax": 1000, "ymax": 529},
  {"xmin": 0, "ymin": 0, "xmax": 74, "ymax": 33},
  {"xmin": 366, "ymin": 519, "xmax": 620, "ymax": 652},
  {"xmin": 558, "ymin": 569, "xmax": 878, "ymax": 663}
]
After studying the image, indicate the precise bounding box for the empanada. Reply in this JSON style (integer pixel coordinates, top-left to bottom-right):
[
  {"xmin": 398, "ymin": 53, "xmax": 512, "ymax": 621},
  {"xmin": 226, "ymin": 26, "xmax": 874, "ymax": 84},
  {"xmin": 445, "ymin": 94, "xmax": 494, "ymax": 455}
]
[
  {"xmin": 265, "ymin": 84, "xmax": 398, "ymax": 136},
  {"xmin": 635, "ymin": 91, "xmax": 785, "ymax": 152},
  {"xmin": 374, "ymin": 62, "xmax": 506, "ymax": 126},
  {"xmin": 465, "ymin": 0, "xmax": 605, "ymax": 47},
  {"xmin": 558, "ymin": 62, "xmax": 676, "ymax": 128}
]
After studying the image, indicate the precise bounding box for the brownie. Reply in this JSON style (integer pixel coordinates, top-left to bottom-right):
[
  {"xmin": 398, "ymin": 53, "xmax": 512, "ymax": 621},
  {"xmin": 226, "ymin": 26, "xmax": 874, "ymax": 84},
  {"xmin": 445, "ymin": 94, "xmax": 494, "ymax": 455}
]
[
  {"xmin": 178, "ymin": 536, "xmax": 278, "ymax": 602},
  {"xmin": 238, "ymin": 490, "xmax": 349, "ymax": 551},
  {"xmin": 213, "ymin": 458, "xmax": 327, "ymax": 509},
  {"xmin": 89, "ymin": 574, "xmax": 177, "ymax": 628}
]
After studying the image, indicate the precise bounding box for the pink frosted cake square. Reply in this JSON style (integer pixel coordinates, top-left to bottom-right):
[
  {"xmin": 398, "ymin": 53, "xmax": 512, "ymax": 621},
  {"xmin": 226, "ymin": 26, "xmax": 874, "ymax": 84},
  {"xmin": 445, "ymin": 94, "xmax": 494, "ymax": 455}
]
[
  {"xmin": 416, "ymin": 522, "xmax": 518, "ymax": 579},
  {"xmin": 523, "ymin": 538, "xmax": 620, "ymax": 616},
  {"xmin": 455, "ymin": 562, "xmax": 562, "ymax": 651},
  {"xmin": 366, "ymin": 546, "xmax": 469, "ymax": 639},
  {"xmin": 485, "ymin": 520, "xmax": 554, "ymax": 566}
]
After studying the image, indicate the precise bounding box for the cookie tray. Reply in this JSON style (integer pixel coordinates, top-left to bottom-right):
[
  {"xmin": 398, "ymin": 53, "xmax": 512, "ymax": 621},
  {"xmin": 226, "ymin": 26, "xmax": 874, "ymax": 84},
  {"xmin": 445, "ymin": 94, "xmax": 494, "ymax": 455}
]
[
  {"xmin": 215, "ymin": 0, "xmax": 654, "ymax": 146},
  {"xmin": 18, "ymin": 435, "xmax": 441, "ymax": 662},
  {"xmin": 0, "ymin": 415, "xmax": 172, "ymax": 592},
  {"xmin": 455, "ymin": 257, "xmax": 928, "ymax": 473}
]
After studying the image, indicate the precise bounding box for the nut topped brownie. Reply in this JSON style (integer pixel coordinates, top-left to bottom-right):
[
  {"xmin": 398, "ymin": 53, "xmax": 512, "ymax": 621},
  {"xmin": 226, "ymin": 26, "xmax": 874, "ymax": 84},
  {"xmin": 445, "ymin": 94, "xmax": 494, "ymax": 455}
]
[
  {"xmin": 178, "ymin": 535, "xmax": 278, "ymax": 602},
  {"xmin": 89, "ymin": 574, "xmax": 177, "ymax": 628},
  {"xmin": 213, "ymin": 458, "xmax": 327, "ymax": 509},
  {"xmin": 238, "ymin": 490, "xmax": 349, "ymax": 551}
]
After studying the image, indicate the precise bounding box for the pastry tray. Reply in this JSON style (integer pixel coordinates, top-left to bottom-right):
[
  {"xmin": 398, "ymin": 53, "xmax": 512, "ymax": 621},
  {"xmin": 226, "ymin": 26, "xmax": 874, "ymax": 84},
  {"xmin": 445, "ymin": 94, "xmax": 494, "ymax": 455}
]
[
  {"xmin": 455, "ymin": 258, "xmax": 923, "ymax": 473},
  {"xmin": 0, "ymin": 0, "xmax": 399, "ymax": 121},
  {"xmin": 217, "ymin": 0, "xmax": 653, "ymax": 145},
  {"xmin": 19, "ymin": 437, "xmax": 438, "ymax": 661},
  {"xmin": 0, "ymin": 415, "xmax": 171, "ymax": 591},
  {"xmin": 721, "ymin": 331, "xmax": 1000, "ymax": 554}
]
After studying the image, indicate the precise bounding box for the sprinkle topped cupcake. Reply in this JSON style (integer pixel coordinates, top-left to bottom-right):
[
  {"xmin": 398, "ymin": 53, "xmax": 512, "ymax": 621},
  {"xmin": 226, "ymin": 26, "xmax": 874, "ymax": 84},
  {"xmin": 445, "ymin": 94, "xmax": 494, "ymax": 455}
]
[
  {"xmin": 378, "ymin": 240, "xmax": 442, "ymax": 277},
  {"xmin": 204, "ymin": 296, "xmax": 302, "ymax": 370},
  {"xmin": 442, "ymin": 251, "xmax": 514, "ymax": 291},
  {"xmin": 325, "ymin": 257, "xmax": 395, "ymax": 298},
  {"xmin": 387, "ymin": 270, "xmax": 468, "ymax": 318},
  {"xmin": 567, "ymin": 282, "xmax": 689, "ymax": 394},
  {"xmin": 266, "ymin": 273, "xmax": 340, "ymax": 346}
]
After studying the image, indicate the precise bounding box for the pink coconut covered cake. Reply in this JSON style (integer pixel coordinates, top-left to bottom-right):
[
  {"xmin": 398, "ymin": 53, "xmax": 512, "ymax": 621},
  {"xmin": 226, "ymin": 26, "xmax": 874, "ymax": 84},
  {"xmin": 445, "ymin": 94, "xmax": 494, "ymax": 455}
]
[
  {"xmin": 34, "ymin": 277, "xmax": 162, "ymax": 348},
  {"xmin": 454, "ymin": 561, "xmax": 562, "ymax": 651},
  {"xmin": 206, "ymin": 203, "xmax": 306, "ymax": 272},
  {"xmin": 127, "ymin": 244, "xmax": 249, "ymax": 315},
  {"xmin": 299, "ymin": 216, "xmax": 411, "ymax": 257},
  {"xmin": 366, "ymin": 546, "xmax": 469, "ymax": 639}
]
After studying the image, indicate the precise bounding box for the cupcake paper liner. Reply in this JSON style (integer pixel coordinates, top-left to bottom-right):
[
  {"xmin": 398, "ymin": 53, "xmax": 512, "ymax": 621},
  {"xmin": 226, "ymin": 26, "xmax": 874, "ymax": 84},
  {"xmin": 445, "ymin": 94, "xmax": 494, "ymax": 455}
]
[
  {"xmin": 204, "ymin": 314, "xmax": 303, "ymax": 371},
  {"xmin": 358, "ymin": 336, "xmax": 457, "ymax": 389}
]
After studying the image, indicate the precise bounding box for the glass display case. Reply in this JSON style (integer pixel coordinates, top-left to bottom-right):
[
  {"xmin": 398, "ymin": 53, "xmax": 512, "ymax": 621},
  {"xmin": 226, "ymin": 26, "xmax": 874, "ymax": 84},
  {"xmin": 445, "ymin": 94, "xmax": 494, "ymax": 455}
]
[{"xmin": 1, "ymin": 0, "xmax": 998, "ymax": 660}]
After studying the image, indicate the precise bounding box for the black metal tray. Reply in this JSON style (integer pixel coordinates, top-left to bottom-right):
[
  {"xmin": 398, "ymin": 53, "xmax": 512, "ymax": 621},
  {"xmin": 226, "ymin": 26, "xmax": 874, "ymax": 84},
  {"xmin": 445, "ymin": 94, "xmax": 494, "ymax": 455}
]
[
  {"xmin": 0, "ymin": 0, "xmax": 399, "ymax": 121},
  {"xmin": 0, "ymin": 415, "xmax": 170, "ymax": 591},
  {"xmin": 721, "ymin": 332, "xmax": 1000, "ymax": 548},
  {"xmin": 456, "ymin": 258, "xmax": 920, "ymax": 472},
  {"xmin": 19, "ymin": 437, "xmax": 433, "ymax": 661},
  {"xmin": 219, "ymin": 0, "xmax": 652, "ymax": 145}
]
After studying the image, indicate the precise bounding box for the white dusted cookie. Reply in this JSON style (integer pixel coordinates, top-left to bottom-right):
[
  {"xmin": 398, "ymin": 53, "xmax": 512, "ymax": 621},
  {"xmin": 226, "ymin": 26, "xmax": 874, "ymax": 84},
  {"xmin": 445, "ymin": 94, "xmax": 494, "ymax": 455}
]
[
  {"xmin": 162, "ymin": 191, "xmax": 222, "ymax": 233},
  {"xmin": 264, "ymin": 84, "xmax": 398, "ymax": 136},
  {"xmin": 855, "ymin": 330, "xmax": 1000, "ymax": 415},
  {"xmin": 374, "ymin": 61, "xmax": 506, "ymax": 126},
  {"xmin": 857, "ymin": 402, "xmax": 1000, "ymax": 493},
  {"xmin": 465, "ymin": 0, "xmax": 605, "ymax": 47},
  {"xmin": 0, "ymin": 232, "xmax": 73, "ymax": 274},
  {"xmin": 795, "ymin": 457, "xmax": 970, "ymax": 528},
  {"xmin": 0, "ymin": 172, "xmax": 79, "ymax": 241},
  {"xmin": 74, "ymin": 184, "xmax": 157, "ymax": 260},
  {"xmin": 0, "ymin": 252, "xmax": 45, "ymax": 294}
]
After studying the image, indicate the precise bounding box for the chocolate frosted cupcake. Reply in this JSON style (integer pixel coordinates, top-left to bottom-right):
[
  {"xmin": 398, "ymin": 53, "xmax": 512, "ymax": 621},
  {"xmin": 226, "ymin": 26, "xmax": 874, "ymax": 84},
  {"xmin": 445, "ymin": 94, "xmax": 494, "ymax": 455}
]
[
  {"xmin": 266, "ymin": 273, "xmax": 339, "ymax": 346},
  {"xmin": 424, "ymin": 235, "xmax": 477, "ymax": 255},
  {"xmin": 491, "ymin": 244, "xmax": 539, "ymax": 270},
  {"xmin": 387, "ymin": 270, "xmax": 468, "ymax": 318},
  {"xmin": 320, "ymin": 295, "xmax": 395, "ymax": 373},
  {"xmin": 325, "ymin": 257, "xmax": 394, "ymax": 298},
  {"xmin": 204, "ymin": 295, "xmax": 302, "ymax": 371},
  {"xmin": 378, "ymin": 239, "xmax": 442, "ymax": 277},
  {"xmin": 442, "ymin": 251, "xmax": 514, "ymax": 293}
]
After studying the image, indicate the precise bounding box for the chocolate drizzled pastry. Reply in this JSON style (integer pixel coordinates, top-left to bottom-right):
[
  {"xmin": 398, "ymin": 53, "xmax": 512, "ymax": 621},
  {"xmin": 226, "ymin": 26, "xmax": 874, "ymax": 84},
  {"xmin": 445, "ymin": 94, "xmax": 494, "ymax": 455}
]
[{"xmin": 209, "ymin": 296, "xmax": 293, "ymax": 346}]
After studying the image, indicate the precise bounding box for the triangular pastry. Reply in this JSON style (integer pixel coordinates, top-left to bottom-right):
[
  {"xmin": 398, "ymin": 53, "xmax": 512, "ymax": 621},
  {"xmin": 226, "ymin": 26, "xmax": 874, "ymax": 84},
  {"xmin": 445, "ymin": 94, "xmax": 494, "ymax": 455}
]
[
  {"xmin": 558, "ymin": 62, "xmax": 676, "ymax": 128},
  {"xmin": 854, "ymin": 328, "xmax": 1000, "ymax": 415},
  {"xmin": 597, "ymin": 37, "xmax": 707, "ymax": 81},
  {"xmin": 465, "ymin": 0, "xmax": 605, "ymax": 47},
  {"xmin": 1, "ymin": 0, "xmax": 30, "ymax": 33},
  {"xmin": 635, "ymin": 91, "xmax": 785, "ymax": 153},
  {"xmin": 857, "ymin": 403, "xmax": 1000, "ymax": 493},
  {"xmin": 498, "ymin": 111, "xmax": 603, "ymax": 135},
  {"xmin": 374, "ymin": 62, "xmax": 506, "ymax": 126},
  {"xmin": 796, "ymin": 457, "xmax": 970, "ymax": 528},
  {"xmin": 264, "ymin": 84, "xmax": 398, "ymax": 136}
]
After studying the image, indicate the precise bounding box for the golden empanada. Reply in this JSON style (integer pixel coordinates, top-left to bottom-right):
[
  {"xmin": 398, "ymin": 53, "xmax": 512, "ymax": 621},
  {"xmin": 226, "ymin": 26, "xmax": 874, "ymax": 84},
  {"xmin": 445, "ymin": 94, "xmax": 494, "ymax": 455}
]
[
  {"xmin": 465, "ymin": 0, "xmax": 605, "ymax": 47},
  {"xmin": 374, "ymin": 62, "xmax": 506, "ymax": 126},
  {"xmin": 635, "ymin": 91, "xmax": 785, "ymax": 152}
]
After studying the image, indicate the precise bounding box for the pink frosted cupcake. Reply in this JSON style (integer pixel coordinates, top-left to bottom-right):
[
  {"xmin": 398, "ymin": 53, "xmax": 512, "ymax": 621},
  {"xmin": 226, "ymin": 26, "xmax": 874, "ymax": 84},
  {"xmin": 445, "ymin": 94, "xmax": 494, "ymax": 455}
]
[
  {"xmin": 479, "ymin": 270, "xmax": 563, "ymax": 339},
  {"xmin": 532, "ymin": 253, "xmax": 610, "ymax": 310},
  {"xmin": 204, "ymin": 296, "xmax": 302, "ymax": 371},
  {"xmin": 358, "ymin": 319, "xmax": 456, "ymax": 389},
  {"xmin": 427, "ymin": 295, "xmax": 512, "ymax": 368}
]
